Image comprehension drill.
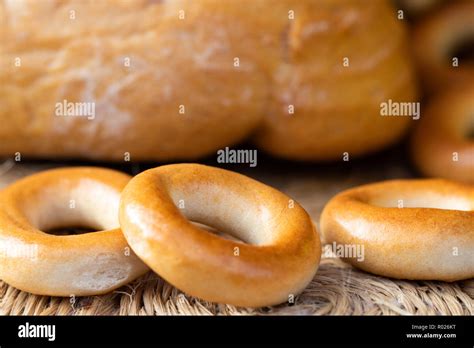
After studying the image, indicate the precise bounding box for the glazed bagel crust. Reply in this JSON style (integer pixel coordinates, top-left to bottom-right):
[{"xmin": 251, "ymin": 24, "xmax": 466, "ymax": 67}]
[
  {"xmin": 0, "ymin": 167, "xmax": 148, "ymax": 296},
  {"xmin": 119, "ymin": 164, "xmax": 321, "ymax": 307},
  {"xmin": 413, "ymin": 1, "xmax": 474, "ymax": 92},
  {"xmin": 412, "ymin": 84, "xmax": 474, "ymax": 183},
  {"xmin": 0, "ymin": 0, "xmax": 416, "ymax": 161},
  {"xmin": 320, "ymin": 179, "xmax": 474, "ymax": 282}
]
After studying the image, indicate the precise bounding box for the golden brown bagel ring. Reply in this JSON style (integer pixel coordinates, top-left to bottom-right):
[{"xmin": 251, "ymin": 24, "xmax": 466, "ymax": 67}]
[
  {"xmin": 119, "ymin": 164, "xmax": 321, "ymax": 307},
  {"xmin": 320, "ymin": 179, "xmax": 474, "ymax": 282},
  {"xmin": 0, "ymin": 167, "xmax": 148, "ymax": 296},
  {"xmin": 411, "ymin": 83, "xmax": 474, "ymax": 183},
  {"xmin": 413, "ymin": 1, "xmax": 474, "ymax": 92}
]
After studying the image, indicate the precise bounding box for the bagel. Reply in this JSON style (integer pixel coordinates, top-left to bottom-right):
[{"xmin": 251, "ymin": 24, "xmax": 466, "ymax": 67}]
[
  {"xmin": 0, "ymin": 0, "xmax": 417, "ymax": 161},
  {"xmin": 413, "ymin": 1, "xmax": 474, "ymax": 92},
  {"xmin": 119, "ymin": 164, "xmax": 321, "ymax": 307},
  {"xmin": 0, "ymin": 167, "xmax": 148, "ymax": 296},
  {"xmin": 411, "ymin": 83, "xmax": 474, "ymax": 183},
  {"xmin": 320, "ymin": 179, "xmax": 474, "ymax": 282}
]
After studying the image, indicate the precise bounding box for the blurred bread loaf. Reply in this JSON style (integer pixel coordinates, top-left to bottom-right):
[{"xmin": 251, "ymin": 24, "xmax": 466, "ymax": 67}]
[{"xmin": 0, "ymin": 0, "xmax": 417, "ymax": 161}]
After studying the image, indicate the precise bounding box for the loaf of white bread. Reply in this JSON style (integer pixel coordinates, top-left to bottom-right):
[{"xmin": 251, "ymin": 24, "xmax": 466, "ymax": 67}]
[{"xmin": 0, "ymin": 0, "xmax": 417, "ymax": 161}]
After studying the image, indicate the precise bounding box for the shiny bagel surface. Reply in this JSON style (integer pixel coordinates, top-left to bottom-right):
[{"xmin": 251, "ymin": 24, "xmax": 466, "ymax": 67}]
[
  {"xmin": 320, "ymin": 179, "xmax": 474, "ymax": 282},
  {"xmin": 0, "ymin": 167, "xmax": 148, "ymax": 296},
  {"xmin": 119, "ymin": 164, "xmax": 321, "ymax": 307}
]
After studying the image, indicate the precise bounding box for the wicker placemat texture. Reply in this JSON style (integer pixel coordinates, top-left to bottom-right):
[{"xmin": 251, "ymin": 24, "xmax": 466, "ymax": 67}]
[{"xmin": 1, "ymin": 258, "xmax": 473, "ymax": 315}]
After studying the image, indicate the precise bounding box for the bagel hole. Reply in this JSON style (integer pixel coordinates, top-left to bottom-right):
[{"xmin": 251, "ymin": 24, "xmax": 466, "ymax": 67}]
[
  {"xmin": 23, "ymin": 181, "xmax": 120, "ymax": 234},
  {"xmin": 467, "ymin": 123, "xmax": 474, "ymax": 140},
  {"xmin": 169, "ymin": 186, "xmax": 275, "ymax": 245},
  {"xmin": 45, "ymin": 225, "xmax": 99, "ymax": 236},
  {"xmin": 449, "ymin": 36, "xmax": 474, "ymax": 63}
]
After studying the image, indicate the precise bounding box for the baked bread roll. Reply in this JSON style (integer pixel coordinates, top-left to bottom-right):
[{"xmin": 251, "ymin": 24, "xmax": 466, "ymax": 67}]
[
  {"xmin": 252, "ymin": 0, "xmax": 418, "ymax": 160},
  {"xmin": 0, "ymin": 0, "xmax": 417, "ymax": 161},
  {"xmin": 0, "ymin": 0, "xmax": 267, "ymax": 161}
]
